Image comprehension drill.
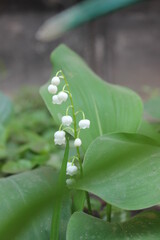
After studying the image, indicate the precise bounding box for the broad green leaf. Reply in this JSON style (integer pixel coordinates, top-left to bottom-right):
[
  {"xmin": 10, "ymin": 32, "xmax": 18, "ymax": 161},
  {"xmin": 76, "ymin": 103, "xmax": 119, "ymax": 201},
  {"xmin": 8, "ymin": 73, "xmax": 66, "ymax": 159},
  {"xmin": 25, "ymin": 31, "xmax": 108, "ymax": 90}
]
[
  {"xmin": 72, "ymin": 190, "xmax": 85, "ymax": 212},
  {"xmin": 144, "ymin": 96, "xmax": 160, "ymax": 119},
  {"xmin": 40, "ymin": 45, "xmax": 143, "ymax": 152},
  {"xmin": 67, "ymin": 211, "xmax": 160, "ymax": 240},
  {"xmin": 138, "ymin": 120, "xmax": 160, "ymax": 143},
  {"xmin": 76, "ymin": 133, "xmax": 160, "ymax": 210},
  {"xmin": 0, "ymin": 92, "xmax": 13, "ymax": 125},
  {"xmin": 0, "ymin": 167, "xmax": 71, "ymax": 240}
]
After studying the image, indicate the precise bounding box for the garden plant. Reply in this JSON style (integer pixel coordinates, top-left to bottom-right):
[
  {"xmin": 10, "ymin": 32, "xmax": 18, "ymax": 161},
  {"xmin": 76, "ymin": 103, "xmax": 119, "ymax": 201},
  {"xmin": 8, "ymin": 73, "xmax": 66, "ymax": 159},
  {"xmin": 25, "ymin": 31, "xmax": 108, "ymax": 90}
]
[{"xmin": 0, "ymin": 45, "xmax": 160, "ymax": 239}]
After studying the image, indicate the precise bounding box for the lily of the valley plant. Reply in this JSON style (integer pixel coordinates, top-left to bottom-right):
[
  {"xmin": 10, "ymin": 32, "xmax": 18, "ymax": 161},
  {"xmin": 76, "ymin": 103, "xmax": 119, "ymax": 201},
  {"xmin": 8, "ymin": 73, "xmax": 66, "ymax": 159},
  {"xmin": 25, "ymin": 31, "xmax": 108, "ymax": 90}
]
[{"xmin": 48, "ymin": 70, "xmax": 92, "ymax": 209}]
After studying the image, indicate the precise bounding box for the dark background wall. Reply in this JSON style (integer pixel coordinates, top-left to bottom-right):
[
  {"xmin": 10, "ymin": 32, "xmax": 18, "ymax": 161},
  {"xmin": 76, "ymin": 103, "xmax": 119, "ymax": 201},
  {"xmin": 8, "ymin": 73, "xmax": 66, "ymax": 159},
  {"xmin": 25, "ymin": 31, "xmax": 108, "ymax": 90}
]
[{"xmin": 0, "ymin": 0, "xmax": 160, "ymax": 95}]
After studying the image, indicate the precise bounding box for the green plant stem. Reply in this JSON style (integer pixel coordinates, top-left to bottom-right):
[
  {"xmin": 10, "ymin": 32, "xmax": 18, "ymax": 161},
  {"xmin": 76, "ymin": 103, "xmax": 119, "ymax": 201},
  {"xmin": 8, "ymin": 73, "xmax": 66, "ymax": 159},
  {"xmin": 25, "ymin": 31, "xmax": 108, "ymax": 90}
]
[
  {"xmin": 61, "ymin": 70, "xmax": 92, "ymax": 214},
  {"xmin": 85, "ymin": 191, "xmax": 92, "ymax": 215},
  {"xmin": 106, "ymin": 203, "xmax": 112, "ymax": 222},
  {"xmin": 61, "ymin": 71, "xmax": 83, "ymax": 174}
]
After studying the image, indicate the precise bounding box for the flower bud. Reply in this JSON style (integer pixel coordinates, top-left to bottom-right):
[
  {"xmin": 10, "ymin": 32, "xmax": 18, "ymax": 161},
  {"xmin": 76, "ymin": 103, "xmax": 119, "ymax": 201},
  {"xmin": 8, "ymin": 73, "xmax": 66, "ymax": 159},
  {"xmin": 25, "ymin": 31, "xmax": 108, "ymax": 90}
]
[
  {"xmin": 51, "ymin": 76, "xmax": 60, "ymax": 86},
  {"xmin": 66, "ymin": 178, "xmax": 76, "ymax": 187},
  {"xmin": 62, "ymin": 115, "xmax": 73, "ymax": 126},
  {"xmin": 79, "ymin": 119, "xmax": 90, "ymax": 129},
  {"xmin": 58, "ymin": 91, "xmax": 68, "ymax": 102},
  {"xmin": 74, "ymin": 138, "xmax": 82, "ymax": 147},
  {"xmin": 48, "ymin": 84, "xmax": 58, "ymax": 94}
]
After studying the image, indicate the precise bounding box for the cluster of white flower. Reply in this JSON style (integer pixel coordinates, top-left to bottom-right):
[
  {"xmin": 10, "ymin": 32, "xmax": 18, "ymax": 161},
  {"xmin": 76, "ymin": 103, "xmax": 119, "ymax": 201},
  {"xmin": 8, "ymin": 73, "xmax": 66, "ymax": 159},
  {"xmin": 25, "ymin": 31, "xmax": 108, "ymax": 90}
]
[
  {"xmin": 48, "ymin": 76, "xmax": 60, "ymax": 94},
  {"xmin": 48, "ymin": 71, "xmax": 90, "ymax": 187},
  {"xmin": 48, "ymin": 76, "xmax": 68, "ymax": 104}
]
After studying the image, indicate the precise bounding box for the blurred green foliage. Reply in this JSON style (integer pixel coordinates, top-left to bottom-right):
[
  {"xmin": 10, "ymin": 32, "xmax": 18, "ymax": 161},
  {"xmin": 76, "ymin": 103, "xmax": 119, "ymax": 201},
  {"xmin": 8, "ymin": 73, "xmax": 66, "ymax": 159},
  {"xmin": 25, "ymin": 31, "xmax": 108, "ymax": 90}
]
[{"xmin": 0, "ymin": 88, "xmax": 64, "ymax": 176}]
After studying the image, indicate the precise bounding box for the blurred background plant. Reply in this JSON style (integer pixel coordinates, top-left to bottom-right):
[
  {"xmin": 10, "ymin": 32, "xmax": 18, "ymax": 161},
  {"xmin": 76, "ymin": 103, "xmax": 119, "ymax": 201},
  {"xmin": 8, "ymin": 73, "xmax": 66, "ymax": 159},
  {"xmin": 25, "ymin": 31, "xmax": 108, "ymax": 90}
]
[{"xmin": 0, "ymin": 89, "xmax": 64, "ymax": 177}]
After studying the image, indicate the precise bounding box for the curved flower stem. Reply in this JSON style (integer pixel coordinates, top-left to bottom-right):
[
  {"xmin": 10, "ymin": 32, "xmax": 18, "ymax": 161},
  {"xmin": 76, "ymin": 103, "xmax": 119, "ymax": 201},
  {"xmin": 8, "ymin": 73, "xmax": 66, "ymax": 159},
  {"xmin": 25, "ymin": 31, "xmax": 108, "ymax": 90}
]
[
  {"xmin": 59, "ymin": 124, "xmax": 63, "ymax": 131},
  {"xmin": 62, "ymin": 127, "xmax": 74, "ymax": 133},
  {"xmin": 66, "ymin": 105, "xmax": 73, "ymax": 115},
  {"xmin": 62, "ymin": 84, "xmax": 69, "ymax": 92},
  {"xmin": 56, "ymin": 70, "xmax": 62, "ymax": 76},
  {"xmin": 61, "ymin": 71, "xmax": 83, "ymax": 174},
  {"xmin": 60, "ymin": 70, "xmax": 92, "ymax": 214},
  {"xmin": 75, "ymin": 110, "xmax": 85, "ymax": 119}
]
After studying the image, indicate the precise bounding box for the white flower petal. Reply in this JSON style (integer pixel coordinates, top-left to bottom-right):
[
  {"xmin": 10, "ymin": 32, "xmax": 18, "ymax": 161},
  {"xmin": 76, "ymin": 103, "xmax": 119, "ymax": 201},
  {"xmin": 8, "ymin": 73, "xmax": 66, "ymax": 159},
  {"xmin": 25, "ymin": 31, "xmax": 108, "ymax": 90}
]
[
  {"xmin": 74, "ymin": 138, "xmax": 82, "ymax": 147},
  {"xmin": 66, "ymin": 165, "xmax": 78, "ymax": 176},
  {"xmin": 67, "ymin": 162, "xmax": 72, "ymax": 168},
  {"xmin": 48, "ymin": 84, "xmax": 58, "ymax": 94},
  {"xmin": 54, "ymin": 137, "xmax": 66, "ymax": 145},
  {"xmin": 62, "ymin": 115, "xmax": 73, "ymax": 126},
  {"xmin": 51, "ymin": 76, "xmax": 60, "ymax": 86},
  {"xmin": 54, "ymin": 130, "xmax": 65, "ymax": 139},
  {"xmin": 58, "ymin": 91, "xmax": 68, "ymax": 102},
  {"xmin": 52, "ymin": 95, "xmax": 63, "ymax": 104},
  {"xmin": 79, "ymin": 119, "xmax": 90, "ymax": 129}
]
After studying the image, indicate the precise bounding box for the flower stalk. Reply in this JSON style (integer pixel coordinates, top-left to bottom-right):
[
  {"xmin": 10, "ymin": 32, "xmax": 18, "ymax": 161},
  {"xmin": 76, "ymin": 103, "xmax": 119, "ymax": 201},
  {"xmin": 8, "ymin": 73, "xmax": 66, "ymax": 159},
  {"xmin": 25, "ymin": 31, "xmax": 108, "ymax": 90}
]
[{"xmin": 48, "ymin": 69, "xmax": 92, "ymax": 215}]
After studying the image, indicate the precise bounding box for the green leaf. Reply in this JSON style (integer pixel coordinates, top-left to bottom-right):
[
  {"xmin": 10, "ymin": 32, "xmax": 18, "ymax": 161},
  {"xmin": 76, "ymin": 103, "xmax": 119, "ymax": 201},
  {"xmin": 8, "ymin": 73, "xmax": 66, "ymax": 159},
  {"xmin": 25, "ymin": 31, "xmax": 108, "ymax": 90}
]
[
  {"xmin": 138, "ymin": 120, "xmax": 160, "ymax": 143},
  {"xmin": 0, "ymin": 92, "xmax": 13, "ymax": 125},
  {"xmin": 0, "ymin": 167, "xmax": 70, "ymax": 239},
  {"xmin": 76, "ymin": 133, "xmax": 160, "ymax": 210},
  {"xmin": 50, "ymin": 138, "xmax": 69, "ymax": 240},
  {"xmin": 40, "ymin": 45, "xmax": 143, "ymax": 152},
  {"xmin": 1, "ymin": 159, "xmax": 33, "ymax": 174},
  {"xmin": 144, "ymin": 96, "xmax": 160, "ymax": 119},
  {"xmin": 67, "ymin": 211, "xmax": 160, "ymax": 240}
]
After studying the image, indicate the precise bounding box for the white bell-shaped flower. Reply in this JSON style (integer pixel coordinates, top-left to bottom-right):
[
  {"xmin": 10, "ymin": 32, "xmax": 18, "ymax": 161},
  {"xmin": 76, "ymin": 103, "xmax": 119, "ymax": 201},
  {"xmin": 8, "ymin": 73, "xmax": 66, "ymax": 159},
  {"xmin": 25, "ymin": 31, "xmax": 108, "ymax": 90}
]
[
  {"xmin": 51, "ymin": 76, "xmax": 60, "ymax": 86},
  {"xmin": 79, "ymin": 119, "xmax": 90, "ymax": 129},
  {"xmin": 58, "ymin": 91, "xmax": 68, "ymax": 102},
  {"xmin": 54, "ymin": 130, "xmax": 66, "ymax": 145},
  {"xmin": 54, "ymin": 137, "xmax": 66, "ymax": 145},
  {"xmin": 54, "ymin": 130, "xmax": 65, "ymax": 139},
  {"xmin": 52, "ymin": 95, "xmax": 63, "ymax": 105},
  {"xmin": 67, "ymin": 162, "xmax": 72, "ymax": 168},
  {"xmin": 66, "ymin": 165, "xmax": 78, "ymax": 176},
  {"xmin": 62, "ymin": 115, "xmax": 73, "ymax": 126},
  {"xmin": 74, "ymin": 138, "xmax": 82, "ymax": 147},
  {"xmin": 48, "ymin": 84, "xmax": 58, "ymax": 94}
]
